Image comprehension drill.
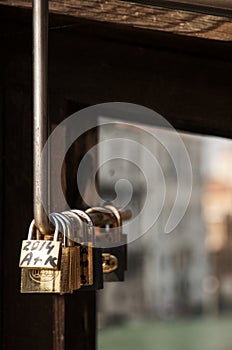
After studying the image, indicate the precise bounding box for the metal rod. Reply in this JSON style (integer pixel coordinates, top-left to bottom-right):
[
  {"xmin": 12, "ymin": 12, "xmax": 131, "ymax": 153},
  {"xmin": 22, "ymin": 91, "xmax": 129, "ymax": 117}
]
[{"xmin": 33, "ymin": 0, "xmax": 50, "ymax": 233}]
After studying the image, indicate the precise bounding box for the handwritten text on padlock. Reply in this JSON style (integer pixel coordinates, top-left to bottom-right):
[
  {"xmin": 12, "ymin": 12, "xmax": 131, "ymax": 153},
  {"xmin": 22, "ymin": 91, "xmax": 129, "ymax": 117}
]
[{"xmin": 19, "ymin": 240, "xmax": 61, "ymax": 269}]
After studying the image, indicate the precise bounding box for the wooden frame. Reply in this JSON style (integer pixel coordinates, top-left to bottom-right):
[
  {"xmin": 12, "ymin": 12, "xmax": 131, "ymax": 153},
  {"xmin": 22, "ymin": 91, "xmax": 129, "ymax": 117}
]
[
  {"xmin": 140, "ymin": 0, "xmax": 232, "ymax": 15},
  {"xmin": 1, "ymin": 0, "xmax": 232, "ymax": 41},
  {"xmin": 154, "ymin": 0, "xmax": 232, "ymax": 10}
]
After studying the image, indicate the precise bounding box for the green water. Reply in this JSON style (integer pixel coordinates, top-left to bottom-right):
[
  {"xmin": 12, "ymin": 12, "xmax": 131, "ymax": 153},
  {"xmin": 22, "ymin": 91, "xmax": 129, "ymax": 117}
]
[{"xmin": 98, "ymin": 317, "xmax": 232, "ymax": 350}]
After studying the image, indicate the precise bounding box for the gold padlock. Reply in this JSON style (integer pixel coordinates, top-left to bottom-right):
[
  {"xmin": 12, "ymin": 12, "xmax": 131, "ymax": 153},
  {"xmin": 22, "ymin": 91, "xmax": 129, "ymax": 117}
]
[
  {"xmin": 71, "ymin": 210, "xmax": 94, "ymax": 287},
  {"xmin": 20, "ymin": 217, "xmax": 62, "ymax": 293},
  {"xmin": 55, "ymin": 213, "xmax": 81, "ymax": 294},
  {"xmin": 62, "ymin": 212, "xmax": 82, "ymax": 291},
  {"xmin": 21, "ymin": 214, "xmax": 80, "ymax": 294},
  {"xmin": 103, "ymin": 204, "xmax": 127, "ymax": 281},
  {"xmin": 69, "ymin": 245, "xmax": 80, "ymax": 290},
  {"xmin": 104, "ymin": 204, "xmax": 128, "ymax": 267}
]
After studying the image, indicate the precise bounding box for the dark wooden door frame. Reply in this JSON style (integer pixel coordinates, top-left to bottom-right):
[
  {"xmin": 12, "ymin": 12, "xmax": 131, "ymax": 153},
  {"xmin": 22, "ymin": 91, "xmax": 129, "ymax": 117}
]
[
  {"xmin": 2, "ymin": 0, "xmax": 232, "ymax": 41},
  {"xmin": 127, "ymin": 0, "xmax": 232, "ymax": 16}
]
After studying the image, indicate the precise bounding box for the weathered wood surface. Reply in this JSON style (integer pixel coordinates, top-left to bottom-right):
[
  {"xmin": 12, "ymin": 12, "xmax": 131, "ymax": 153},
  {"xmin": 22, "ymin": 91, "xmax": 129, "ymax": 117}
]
[
  {"xmin": 1, "ymin": 0, "xmax": 232, "ymax": 41},
  {"xmin": 149, "ymin": 0, "xmax": 232, "ymax": 12}
]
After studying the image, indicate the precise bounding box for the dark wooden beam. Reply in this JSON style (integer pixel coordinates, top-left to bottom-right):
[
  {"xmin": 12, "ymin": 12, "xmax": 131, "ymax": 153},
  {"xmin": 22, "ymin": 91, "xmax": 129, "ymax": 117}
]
[
  {"xmin": 135, "ymin": 0, "xmax": 232, "ymax": 16},
  {"xmin": 149, "ymin": 0, "xmax": 232, "ymax": 12},
  {"xmin": 1, "ymin": 0, "xmax": 232, "ymax": 41}
]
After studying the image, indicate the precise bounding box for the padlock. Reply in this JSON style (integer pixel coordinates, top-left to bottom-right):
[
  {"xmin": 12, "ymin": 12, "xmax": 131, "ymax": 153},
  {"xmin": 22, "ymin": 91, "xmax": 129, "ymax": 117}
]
[
  {"xmin": 105, "ymin": 204, "xmax": 128, "ymax": 268},
  {"xmin": 20, "ymin": 216, "xmax": 63, "ymax": 293},
  {"xmin": 62, "ymin": 211, "xmax": 82, "ymax": 291},
  {"xmin": 103, "ymin": 204, "xmax": 127, "ymax": 282},
  {"xmin": 72, "ymin": 209, "xmax": 103, "ymax": 290},
  {"xmin": 85, "ymin": 205, "xmax": 126, "ymax": 282},
  {"xmin": 55, "ymin": 213, "xmax": 81, "ymax": 294},
  {"xmin": 70, "ymin": 210, "xmax": 92, "ymax": 286}
]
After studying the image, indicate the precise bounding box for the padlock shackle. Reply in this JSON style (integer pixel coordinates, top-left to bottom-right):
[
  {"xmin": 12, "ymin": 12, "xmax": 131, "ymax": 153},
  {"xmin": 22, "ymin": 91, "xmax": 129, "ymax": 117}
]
[
  {"xmin": 104, "ymin": 204, "xmax": 122, "ymax": 242},
  {"xmin": 49, "ymin": 214, "xmax": 60, "ymax": 242},
  {"xmin": 63, "ymin": 211, "xmax": 85, "ymax": 244},
  {"xmin": 60, "ymin": 212, "xmax": 77, "ymax": 246},
  {"xmin": 51, "ymin": 213, "xmax": 71, "ymax": 246},
  {"xmin": 104, "ymin": 205, "xmax": 122, "ymax": 227},
  {"xmin": 70, "ymin": 210, "xmax": 88, "ymax": 242},
  {"xmin": 27, "ymin": 219, "xmax": 36, "ymax": 240},
  {"xmin": 71, "ymin": 210, "xmax": 95, "ymax": 244}
]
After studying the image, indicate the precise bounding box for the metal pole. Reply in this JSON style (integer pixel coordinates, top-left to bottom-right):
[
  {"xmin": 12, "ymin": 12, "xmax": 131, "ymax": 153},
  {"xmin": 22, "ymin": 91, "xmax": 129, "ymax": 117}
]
[
  {"xmin": 33, "ymin": 3, "xmax": 65, "ymax": 349},
  {"xmin": 33, "ymin": 0, "xmax": 50, "ymax": 233}
]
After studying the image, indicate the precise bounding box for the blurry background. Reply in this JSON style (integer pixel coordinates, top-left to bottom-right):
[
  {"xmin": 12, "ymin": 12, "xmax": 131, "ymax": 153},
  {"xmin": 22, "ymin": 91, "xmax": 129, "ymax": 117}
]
[{"xmin": 97, "ymin": 123, "xmax": 232, "ymax": 350}]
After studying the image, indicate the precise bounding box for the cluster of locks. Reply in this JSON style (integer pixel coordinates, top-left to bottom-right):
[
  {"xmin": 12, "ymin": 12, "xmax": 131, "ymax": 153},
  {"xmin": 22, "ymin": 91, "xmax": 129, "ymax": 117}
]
[{"xmin": 19, "ymin": 205, "xmax": 127, "ymax": 294}]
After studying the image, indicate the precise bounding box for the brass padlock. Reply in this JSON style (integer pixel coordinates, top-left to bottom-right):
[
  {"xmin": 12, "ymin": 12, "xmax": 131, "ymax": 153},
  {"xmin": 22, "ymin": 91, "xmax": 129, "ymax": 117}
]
[
  {"xmin": 72, "ymin": 210, "xmax": 103, "ymax": 290},
  {"xmin": 69, "ymin": 245, "xmax": 80, "ymax": 291},
  {"xmin": 71, "ymin": 210, "xmax": 93, "ymax": 287},
  {"xmin": 62, "ymin": 211, "xmax": 82, "ymax": 291},
  {"xmin": 20, "ymin": 217, "xmax": 62, "ymax": 293},
  {"xmin": 105, "ymin": 203, "xmax": 128, "ymax": 271},
  {"xmin": 21, "ymin": 214, "xmax": 81, "ymax": 294},
  {"xmin": 55, "ymin": 213, "xmax": 81, "ymax": 294},
  {"xmin": 103, "ymin": 204, "xmax": 127, "ymax": 282}
]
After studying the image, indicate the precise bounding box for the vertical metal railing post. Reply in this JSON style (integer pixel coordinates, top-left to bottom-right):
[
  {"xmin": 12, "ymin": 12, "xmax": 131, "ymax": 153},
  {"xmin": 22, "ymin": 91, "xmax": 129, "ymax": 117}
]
[
  {"xmin": 33, "ymin": 0, "xmax": 50, "ymax": 233},
  {"xmin": 33, "ymin": 3, "xmax": 65, "ymax": 350}
]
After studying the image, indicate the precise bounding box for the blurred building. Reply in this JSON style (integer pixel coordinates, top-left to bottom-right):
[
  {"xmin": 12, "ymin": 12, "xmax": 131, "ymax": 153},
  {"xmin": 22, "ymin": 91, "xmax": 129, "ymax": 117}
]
[
  {"xmin": 203, "ymin": 150, "xmax": 232, "ymax": 310},
  {"xmin": 98, "ymin": 124, "xmax": 210, "ymax": 324}
]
